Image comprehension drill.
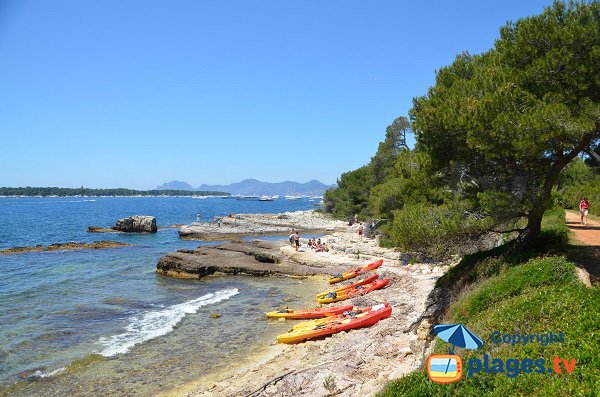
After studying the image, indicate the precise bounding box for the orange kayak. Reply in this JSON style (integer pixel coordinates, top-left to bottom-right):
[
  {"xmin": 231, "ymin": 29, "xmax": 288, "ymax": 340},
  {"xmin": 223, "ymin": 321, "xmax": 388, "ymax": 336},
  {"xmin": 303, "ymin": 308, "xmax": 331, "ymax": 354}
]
[
  {"xmin": 291, "ymin": 302, "xmax": 390, "ymax": 331},
  {"xmin": 266, "ymin": 304, "xmax": 354, "ymax": 319},
  {"xmin": 316, "ymin": 274, "xmax": 379, "ymax": 299},
  {"xmin": 317, "ymin": 278, "xmax": 389, "ymax": 304},
  {"xmin": 328, "ymin": 259, "xmax": 383, "ymax": 284},
  {"xmin": 277, "ymin": 303, "xmax": 392, "ymax": 343}
]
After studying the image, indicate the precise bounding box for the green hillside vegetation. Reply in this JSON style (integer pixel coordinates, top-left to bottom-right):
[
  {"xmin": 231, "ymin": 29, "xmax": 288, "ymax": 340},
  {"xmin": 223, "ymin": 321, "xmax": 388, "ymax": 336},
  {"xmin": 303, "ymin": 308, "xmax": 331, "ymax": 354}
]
[
  {"xmin": 555, "ymin": 157, "xmax": 600, "ymax": 215},
  {"xmin": 378, "ymin": 210, "xmax": 599, "ymax": 396},
  {"xmin": 0, "ymin": 187, "xmax": 229, "ymax": 197},
  {"xmin": 324, "ymin": 1, "xmax": 600, "ymax": 258}
]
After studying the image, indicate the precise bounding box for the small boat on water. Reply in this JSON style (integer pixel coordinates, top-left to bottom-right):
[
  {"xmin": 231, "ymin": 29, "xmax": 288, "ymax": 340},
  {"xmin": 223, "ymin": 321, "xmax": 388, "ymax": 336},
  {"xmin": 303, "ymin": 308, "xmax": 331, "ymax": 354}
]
[
  {"xmin": 259, "ymin": 195, "xmax": 274, "ymax": 201},
  {"xmin": 236, "ymin": 195, "xmax": 261, "ymax": 201}
]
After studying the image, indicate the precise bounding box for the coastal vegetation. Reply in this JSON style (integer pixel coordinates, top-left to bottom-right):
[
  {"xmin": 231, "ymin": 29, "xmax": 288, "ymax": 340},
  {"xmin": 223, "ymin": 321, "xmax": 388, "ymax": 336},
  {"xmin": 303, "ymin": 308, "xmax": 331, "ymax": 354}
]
[
  {"xmin": 324, "ymin": 1, "xmax": 600, "ymax": 257},
  {"xmin": 0, "ymin": 187, "xmax": 229, "ymax": 197},
  {"xmin": 378, "ymin": 209, "xmax": 599, "ymax": 396},
  {"xmin": 323, "ymin": 2, "xmax": 600, "ymax": 395}
]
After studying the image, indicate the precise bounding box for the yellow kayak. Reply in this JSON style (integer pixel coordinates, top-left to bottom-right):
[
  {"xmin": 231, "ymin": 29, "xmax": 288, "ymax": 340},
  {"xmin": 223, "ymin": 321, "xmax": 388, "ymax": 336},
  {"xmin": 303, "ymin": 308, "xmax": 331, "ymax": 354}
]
[{"xmin": 276, "ymin": 304, "xmax": 392, "ymax": 344}]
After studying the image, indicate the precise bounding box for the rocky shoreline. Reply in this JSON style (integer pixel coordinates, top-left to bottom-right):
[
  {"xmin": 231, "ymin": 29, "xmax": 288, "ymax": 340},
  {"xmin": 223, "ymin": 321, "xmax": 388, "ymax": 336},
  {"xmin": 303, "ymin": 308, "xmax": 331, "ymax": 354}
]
[
  {"xmin": 157, "ymin": 210, "xmax": 449, "ymax": 397},
  {"xmin": 178, "ymin": 212, "xmax": 346, "ymax": 240},
  {"xmin": 0, "ymin": 241, "xmax": 131, "ymax": 255},
  {"xmin": 157, "ymin": 241, "xmax": 347, "ymax": 279}
]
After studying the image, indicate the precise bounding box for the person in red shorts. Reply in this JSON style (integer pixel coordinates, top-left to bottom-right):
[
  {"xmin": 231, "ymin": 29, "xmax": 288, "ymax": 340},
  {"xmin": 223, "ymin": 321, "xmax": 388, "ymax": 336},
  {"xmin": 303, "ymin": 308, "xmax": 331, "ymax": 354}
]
[{"xmin": 358, "ymin": 223, "xmax": 364, "ymax": 240}]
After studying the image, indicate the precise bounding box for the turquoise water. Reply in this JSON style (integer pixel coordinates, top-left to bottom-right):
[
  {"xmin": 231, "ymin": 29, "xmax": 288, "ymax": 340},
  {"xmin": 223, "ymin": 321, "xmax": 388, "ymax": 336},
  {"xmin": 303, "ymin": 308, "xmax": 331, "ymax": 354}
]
[{"xmin": 0, "ymin": 197, "xmax": 322, "ymax": 396}]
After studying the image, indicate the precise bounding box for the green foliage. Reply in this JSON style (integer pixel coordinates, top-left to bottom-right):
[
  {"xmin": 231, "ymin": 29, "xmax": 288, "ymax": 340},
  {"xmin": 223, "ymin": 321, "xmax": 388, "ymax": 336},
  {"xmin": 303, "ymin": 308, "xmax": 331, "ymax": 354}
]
[
  {"xmin": 371, "ymin": 116, "xmax": 410, "ymax": 184},
  {"xmin": 411, "ymin": 0, "xmax": 600, "ymax": 245},
  {"xmin": 437, "ymin": 207, "xmax": 569, "ymax": 291},
  {"xmin": 388, "ymin": 199, "xmax": 493, "ymax": 258},
  {"xmin": 368, "ymin": 150, "xmax": 441, "ymax": 219},
  {"xmin": 450, "ymin": 256, "xmax": 577, "ymax": 323},
  {"xmin": 323, "ymin": 165, "xmax": 374, "ymax": 219},
  {"xmin": 0, "ymin": 187, "xmax": 228, "ymax": 197},
  {"xmin": 555, "ymin": 157, "xmax": 600, "ymax": 215},
  {"xmin": 379, "ymin": 255, "xmax": 600, "ymax": 397},
  {"xmin": 324, "ymin": 116, "xmax": 412, "ymax": 220},
  {"xmin": 328, "ymin": 1, "xmax": 600, "ymax": 255},
  {"xmin": 555, "ymin": 159, "xmax": 600, "ymax": 216},
  {"xmin": 557, "ymin": 157, "xmax": 595, "ymax": 189}
]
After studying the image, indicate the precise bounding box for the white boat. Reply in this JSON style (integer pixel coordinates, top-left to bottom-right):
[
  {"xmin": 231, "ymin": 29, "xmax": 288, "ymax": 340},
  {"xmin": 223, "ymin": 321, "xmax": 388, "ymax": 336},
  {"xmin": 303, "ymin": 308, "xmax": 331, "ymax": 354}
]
[{"xmin": 259, "ymin": 195, "xmax": 274, "ymax": 201}]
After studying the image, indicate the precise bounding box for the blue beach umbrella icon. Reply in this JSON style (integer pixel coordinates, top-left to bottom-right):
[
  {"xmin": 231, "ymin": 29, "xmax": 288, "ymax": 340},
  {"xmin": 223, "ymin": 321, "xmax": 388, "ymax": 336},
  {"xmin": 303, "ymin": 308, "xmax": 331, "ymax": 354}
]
[
  {"xmin": 433, "ymin": 323, "xmax": 483, "ymax": 351},
  {"xmin": 432, "ymin": 324, "xmax": 483, "ymax": 377}
]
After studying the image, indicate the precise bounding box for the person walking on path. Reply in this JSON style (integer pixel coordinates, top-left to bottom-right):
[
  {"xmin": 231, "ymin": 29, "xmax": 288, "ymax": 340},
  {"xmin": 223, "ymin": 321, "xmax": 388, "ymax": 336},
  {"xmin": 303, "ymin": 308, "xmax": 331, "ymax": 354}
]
[
  {"xmin": 358, "ymin": 223, "xmax": 364, "ymax": 241},
  {"xmin": 579, "ymin": 198, "xmax": 590, "ymax": 226}
]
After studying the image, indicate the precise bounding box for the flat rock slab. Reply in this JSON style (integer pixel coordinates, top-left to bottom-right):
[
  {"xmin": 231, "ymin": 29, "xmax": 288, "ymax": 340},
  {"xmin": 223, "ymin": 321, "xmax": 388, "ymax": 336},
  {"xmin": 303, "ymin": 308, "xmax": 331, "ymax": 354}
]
[
  {"xmin": 157, "ymin": 241, "xmax": 344, "ymax": 279},
  {"xmin": 178, "ymin": 211, "xmax": 346, "ymax": 240},
  {"xmin": 0, "ymin": 241, "xmax": 131, "ymax": 255}
]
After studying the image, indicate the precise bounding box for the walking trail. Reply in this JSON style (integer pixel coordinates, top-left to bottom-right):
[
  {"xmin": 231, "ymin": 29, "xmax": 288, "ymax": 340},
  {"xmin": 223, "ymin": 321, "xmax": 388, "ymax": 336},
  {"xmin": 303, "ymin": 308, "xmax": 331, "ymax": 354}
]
[{"xmin": 564, "ymin": 210, "xmax": 600, "ymax": 282}]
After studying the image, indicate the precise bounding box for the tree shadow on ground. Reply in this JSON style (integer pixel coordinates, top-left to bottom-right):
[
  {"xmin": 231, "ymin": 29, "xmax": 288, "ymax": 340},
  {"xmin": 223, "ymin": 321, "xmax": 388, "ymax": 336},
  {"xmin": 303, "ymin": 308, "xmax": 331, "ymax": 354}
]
[{"xmin": 566, "ymin": 244, "xmax": 600, "ymax": 283}]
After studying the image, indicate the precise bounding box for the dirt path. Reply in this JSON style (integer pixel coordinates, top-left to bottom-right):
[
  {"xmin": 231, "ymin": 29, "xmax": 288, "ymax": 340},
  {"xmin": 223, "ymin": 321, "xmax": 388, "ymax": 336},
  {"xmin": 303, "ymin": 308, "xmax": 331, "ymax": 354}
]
[
  {"xmin": 565, "ymin": 210, "xmax": 600, "ymax": 282},
  {"xmin": 565, "ymin": 210, "xmax": 600, "ymax": 246}
]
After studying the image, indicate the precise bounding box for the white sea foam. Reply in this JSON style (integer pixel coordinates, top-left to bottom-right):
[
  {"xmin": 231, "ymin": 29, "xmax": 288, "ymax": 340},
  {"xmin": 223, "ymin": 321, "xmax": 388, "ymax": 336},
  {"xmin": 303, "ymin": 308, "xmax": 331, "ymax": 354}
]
[
  {"xmin": 35, "ymin": 367, "xmax": 66, "ymax": 378},
  {"xmin": 98, "ymin": 288, "xmax": 239, "ymax": 357}
]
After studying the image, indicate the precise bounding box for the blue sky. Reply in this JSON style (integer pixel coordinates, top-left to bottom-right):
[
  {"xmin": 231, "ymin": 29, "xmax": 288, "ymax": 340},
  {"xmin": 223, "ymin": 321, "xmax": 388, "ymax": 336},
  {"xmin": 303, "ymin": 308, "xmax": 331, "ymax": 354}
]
[{"xmin": 0, "ymin": 0, "xmax": 554, "ymax": 189}]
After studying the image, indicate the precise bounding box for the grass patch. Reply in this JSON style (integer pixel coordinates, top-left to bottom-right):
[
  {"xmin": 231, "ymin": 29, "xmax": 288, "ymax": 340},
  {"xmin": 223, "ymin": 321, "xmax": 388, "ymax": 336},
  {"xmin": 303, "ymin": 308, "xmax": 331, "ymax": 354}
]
[
  {"xmin": 436, "ymin": 207, "xmax": 569, "ymax": 293},
  {"xmin": 378, "ymin": 209, "xmax": 600, "ymax": 396}
]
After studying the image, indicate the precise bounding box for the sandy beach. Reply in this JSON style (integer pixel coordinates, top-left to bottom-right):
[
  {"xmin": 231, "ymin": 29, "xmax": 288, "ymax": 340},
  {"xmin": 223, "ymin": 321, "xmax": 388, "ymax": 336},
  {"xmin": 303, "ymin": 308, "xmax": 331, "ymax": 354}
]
[{"xmin": 160, "ymin": 211, "xmax": 449, "ymax": 397}]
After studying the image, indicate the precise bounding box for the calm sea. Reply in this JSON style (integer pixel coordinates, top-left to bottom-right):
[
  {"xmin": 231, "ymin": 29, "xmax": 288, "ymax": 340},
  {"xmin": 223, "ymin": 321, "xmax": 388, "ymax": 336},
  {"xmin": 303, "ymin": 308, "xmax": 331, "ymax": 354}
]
[{"xmin": 0, "ymin": 197, "xmax": 324, "ymax": 396}]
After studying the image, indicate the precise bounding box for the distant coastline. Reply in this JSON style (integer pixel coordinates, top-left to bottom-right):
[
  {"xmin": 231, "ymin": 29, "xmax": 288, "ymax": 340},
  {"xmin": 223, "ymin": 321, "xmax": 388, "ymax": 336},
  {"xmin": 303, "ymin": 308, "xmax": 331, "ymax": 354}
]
[{"xmin": 0, "ymin": 187, "xmax": 230, "ymax": 197}]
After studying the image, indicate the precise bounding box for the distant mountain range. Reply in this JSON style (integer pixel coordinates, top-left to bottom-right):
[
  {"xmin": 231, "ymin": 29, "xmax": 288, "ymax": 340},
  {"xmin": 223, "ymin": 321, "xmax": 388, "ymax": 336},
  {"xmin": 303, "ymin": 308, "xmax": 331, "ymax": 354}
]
[{"xmin": 155, "ymin": 179, "xmax": 336, "ymax": 196}]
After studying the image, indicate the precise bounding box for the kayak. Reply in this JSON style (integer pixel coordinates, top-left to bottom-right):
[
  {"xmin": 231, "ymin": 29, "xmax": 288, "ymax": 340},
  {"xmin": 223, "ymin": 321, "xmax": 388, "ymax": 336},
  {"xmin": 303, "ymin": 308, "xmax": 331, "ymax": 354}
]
[
  {"xmin": 291, "ymin": 302, "xmax": 390, "ymax": 331},
  {"xmin": 317, "ymin": 278, "xmax": 389, "ymax": 304},
  {"xmin": 276, "ymin": 303, "xmax": 392, "ymax": 344},
  {"xmin": 328, "ymin": 259, "xmax": 383, "ymax": 284},
  {"xmin": 316, "ymin": 274, "xmax": 379, "ymax": 299},
  {"xmin": 265, "ymin": 304, "xmax": 354, "ymax": 319}
]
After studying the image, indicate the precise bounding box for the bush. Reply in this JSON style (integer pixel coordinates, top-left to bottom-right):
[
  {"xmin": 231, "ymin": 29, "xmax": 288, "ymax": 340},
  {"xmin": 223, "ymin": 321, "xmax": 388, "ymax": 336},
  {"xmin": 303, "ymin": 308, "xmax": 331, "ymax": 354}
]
[{"xmin": 388, "ymin": 201, "xmax": 492, "ymax": 259}]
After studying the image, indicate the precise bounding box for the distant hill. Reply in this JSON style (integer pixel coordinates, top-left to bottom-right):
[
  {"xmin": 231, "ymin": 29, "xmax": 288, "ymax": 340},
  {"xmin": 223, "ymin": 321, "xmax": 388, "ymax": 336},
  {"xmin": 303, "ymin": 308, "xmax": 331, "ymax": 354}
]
[
  {"xmin": 155, "ymin": 181, "xmax": 195, "ymax": 191},
  {"xmin": 156, "ymin": 179, "xmax": 336, "ymax": 196}
]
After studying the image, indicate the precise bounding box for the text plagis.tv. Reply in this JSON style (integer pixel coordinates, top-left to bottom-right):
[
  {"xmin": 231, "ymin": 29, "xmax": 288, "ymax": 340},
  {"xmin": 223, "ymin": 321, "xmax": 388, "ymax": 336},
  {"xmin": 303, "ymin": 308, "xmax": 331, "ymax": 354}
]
[{"xmin": 427, "ymin": 326, "xmax": 577, "ymax": 384}]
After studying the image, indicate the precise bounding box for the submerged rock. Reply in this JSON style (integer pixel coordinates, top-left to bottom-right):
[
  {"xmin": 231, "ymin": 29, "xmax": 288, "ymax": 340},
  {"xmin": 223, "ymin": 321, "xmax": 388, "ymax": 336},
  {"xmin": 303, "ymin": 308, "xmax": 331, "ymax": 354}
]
[
  {"xmin": 112, "ymin": 216, "xmax": 157, "ymax": 233},
  {"xmin": 0, "ymin": 241, "xmax": 131, "ymax": 255}
]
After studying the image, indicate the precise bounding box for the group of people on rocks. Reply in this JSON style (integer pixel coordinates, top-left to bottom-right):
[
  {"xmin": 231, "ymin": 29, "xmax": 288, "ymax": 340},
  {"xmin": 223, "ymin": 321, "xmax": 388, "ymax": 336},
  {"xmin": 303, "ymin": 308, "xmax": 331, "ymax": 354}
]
[
  {"xmin": 307, "ymin": 238, "xmax": 329, "ymax": 252},
  {"xmin": 288, "ymin": 229, "xmax": 329, "ymax": 252}
]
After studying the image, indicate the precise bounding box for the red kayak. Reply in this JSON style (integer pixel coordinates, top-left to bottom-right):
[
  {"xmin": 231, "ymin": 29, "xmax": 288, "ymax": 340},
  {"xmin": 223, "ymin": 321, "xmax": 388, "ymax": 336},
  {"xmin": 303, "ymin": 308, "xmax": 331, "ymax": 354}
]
[
  {"xmin": 328, "ymin": 259, "xmax": 383, "ymax": 284},
  {"xmin": 277, "ymin": 303, "xmax": 393, "ymax": 343},
  {"xmin": 291, "ymin": 302, "xmax": 391, "ymax": 331},
  {"xmin": 266, "ymin": 304, "xmax": 354, "ymax": 319},
  {"xmin": 318, "ymin": 278, "xmax": 389, "ymax": 304},
  {"xmin": 316, "ymin": 273, "xmax": 379, "ymax": 300}
]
